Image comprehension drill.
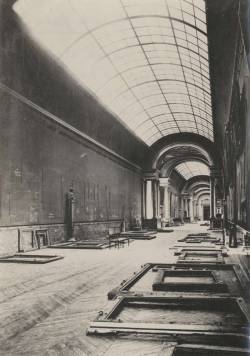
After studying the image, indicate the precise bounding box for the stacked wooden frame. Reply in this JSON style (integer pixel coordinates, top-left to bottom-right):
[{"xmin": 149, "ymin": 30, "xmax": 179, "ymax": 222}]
[
  {"xmin": 18, "ymin": 228, "xmax": 51, "ymax": 252},
  {"xmin": 0, "ymin": 228, "xmax": 63, "ymax": 264}
]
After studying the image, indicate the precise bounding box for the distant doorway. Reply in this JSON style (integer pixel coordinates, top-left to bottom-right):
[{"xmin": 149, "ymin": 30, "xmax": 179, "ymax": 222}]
[{"xmin": 203, "ymin": 206, "xmax": 210, "ymax": 220}]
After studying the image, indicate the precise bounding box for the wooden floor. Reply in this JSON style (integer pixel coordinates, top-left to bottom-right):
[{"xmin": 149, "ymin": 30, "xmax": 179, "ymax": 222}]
[{"xmin": 0, "ymin": 224, "xmax": 245, "ymax": 356}]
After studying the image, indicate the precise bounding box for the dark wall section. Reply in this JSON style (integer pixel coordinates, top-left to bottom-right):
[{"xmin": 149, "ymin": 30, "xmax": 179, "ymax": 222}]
[
  {"xmin": 0, "ymin": 2, "xmax": 148, "ymax": 254},
  {"xmin": 0, "ymin": 2, "xmax": 149, "ymax": 167},
  {"xmin": 169, "ymin": 171, "xmax": 186, "ymax": 193},
  {"xmin": 0, "ymin": 92, "xmax": 142, "ymax": 227},
  {"xmin": 208, "ymin": 0, "xmax": 250, "ymax": 235},
  {"xmin": 0, "ymin": 89, "xmax": 142, "ymax": 254},
  {"xmin": 207, "ymin": 0, "xmax": 240, "ymax": 147}
]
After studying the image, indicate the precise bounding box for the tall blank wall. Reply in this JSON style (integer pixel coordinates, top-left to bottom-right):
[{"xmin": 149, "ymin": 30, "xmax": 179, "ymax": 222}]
[{"xmin": 0, "ymin": 91, "xmax": 142, "ymax": 228}]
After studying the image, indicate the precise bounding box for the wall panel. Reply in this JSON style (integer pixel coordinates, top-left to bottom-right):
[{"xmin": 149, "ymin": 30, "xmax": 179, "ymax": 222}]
[{"xmin": 0, "ymin": 92, "xmax": 142, "ymax": 252}]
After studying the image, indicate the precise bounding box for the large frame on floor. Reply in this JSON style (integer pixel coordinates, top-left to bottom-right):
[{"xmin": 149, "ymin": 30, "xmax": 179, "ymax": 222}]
[
  {"xmin": 0, "ymin": 253, "xmax": 63, "ymax": 264},
  {"xmin": 167, "ymin": 343, "xmax": 250, "ymax": 355},
  {"xmin": 152, "ymin": 268, "xmax": 228, "ymax": 292},
  {"xmin": 177, "ymin": 250, "xmax": 225, "ymax": 264},
  {"xmin": 107, "ymin": 262, "xmax": 245, "ymax": 300},
  {"xmin": 87, "ymin": 294, "xmax": 250, "ymax": 347},
  {"xmin": 49, "ymin": 240, "xmax": 117, "ymax": 249}
]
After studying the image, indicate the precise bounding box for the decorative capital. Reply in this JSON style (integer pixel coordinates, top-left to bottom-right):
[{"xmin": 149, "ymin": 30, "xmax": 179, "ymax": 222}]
[
  {"xmin": 143, "ymin": 170, "xmax": 159, "ymax": 180},
  {"xmin": 159, "ymin": 177, "xmax": 169, "ymax": 187}
]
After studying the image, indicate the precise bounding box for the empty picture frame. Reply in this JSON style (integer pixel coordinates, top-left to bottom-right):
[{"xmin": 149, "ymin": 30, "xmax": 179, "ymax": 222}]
[
  {"xmin": 174, "ymin": 247, "xmax": 228, "ymax": 256},
  {"xmin": 35, "ymin": 229, "xmax": 50, "ymax": 248},
  {"xmin": 0, "ymin": 253, "xmax": 63, "ymax": 264},
  {"xmin": 177, "ymin": 251, "xmax": 225, "ymax": 264},
  {"xmin": 107, "ymin": 263, "xmax": 241, "ymax": 300},
  {"xmin": 171, "ymin": 343, "xmax": 250, "ymax": 355},
  {"xmin": 18, "ymin": 228, "xmax": 36, "ymax": 252},
  {"xmin": 178, "ymin": 235, "xmax": 221, "ymax": 244},
  {"xmin": 120, "ymin": 231, "xmax": 156, "ymax": 239},
  {"xmin": 49, "ymin": 240, "xmax": 116, "ymax": 249},
  {"xmin": 152, "ymin": 269, "xmax": 228, "ymax": 293},
  {"xmin": 87, "ymin": 295, "xmax": 250, "ymax": 347}
]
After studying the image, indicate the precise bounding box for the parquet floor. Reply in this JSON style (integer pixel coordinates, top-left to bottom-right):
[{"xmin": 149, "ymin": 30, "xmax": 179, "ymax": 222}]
[{"xmin": 0, "ymin": 225, "xmax": 237, "ymax": 356}]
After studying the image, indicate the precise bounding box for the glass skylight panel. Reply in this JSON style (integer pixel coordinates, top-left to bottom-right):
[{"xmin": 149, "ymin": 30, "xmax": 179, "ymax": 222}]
[
  {"xmin": 136, "ymin": 119, "xmax": 155, "ymax": 130},
  {"xmin": 196, "ymin": 9, "xmax": 206, "ymax": 23},
  {"xmin": 98, "ymin": 75, "xmax": 127, "ymax": 97},
  {"xmin": 169, "ymin": 103, "xmax": 191, "ymax": 113},
  {"xmin": 198, "ymin": 34, "xmax": 208, "ymax": 48},
  {"xmin": 160, "ymin": 129, "xmax": 180, "ymax": 137},
  {"xmin": 140, "ymin": 95, "xmax": 166, "ymax": 108},
  {"xmin": 137, "ymin": 126, "xmax": 160, "ymax": 140},
  {"xmin": 175, "ymin": 161, "xmax": 210, "ymax": 180},
  {"xmin": 117, "ymin": 90, "xmax": 142, "ymax": 107},
  {"xmin": 182, "ymin": 1, "xmax": 194, "ymax": 14},
  {"xmin": 110, "ymin": 46, "xmax": 146, "ymax": 66},
  {"xmin": 128, "ymin": 113, "xmax": 149, "ymax": 127},
  {"xmin": 187, "ymin": 35, "xmax": 198, "ymax": 47},
  {"xmin": 147, "ymin": 105, "xmax": 171, "ymax": 117},
  {"xmin": 148, "ymin": 131, "xmax": 164, "ymax": 140},
  {"xmin": 160, "ymin": 26, "xmax": 175, "ymax": 37},
  {"xmin": 95, "ymin": 25, "xmax": 133, "ymax": 47},
  {"xmin": 122, "ymin": 101, "xmax": 144, "ymax": 116},
  {"xmin": 123, "ymin": 66, "xmax": 154, "ymax": 85},
  {"xmin": 158, "ymin": 120, "xmax": 179, "ymax": 128},
  {"xmin": 14, "ymin": 0, "xmax": 213, "ymax": 145},
  {"xmin": 165, "ymin": 93, "xmax": 189, "ymax": 104},
  {"xmin": 152, "ymin": 118, "xmax": 168, "ymax": 126},
  {"xmin": 174, "ymin": 112, "xmax": 193, "ymax": 119}
]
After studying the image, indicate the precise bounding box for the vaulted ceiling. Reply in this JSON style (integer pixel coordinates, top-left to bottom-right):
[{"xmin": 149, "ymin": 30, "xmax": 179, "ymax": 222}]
[
  {"xmin": 14, "ymin": 0, "xmax": 213, "ymax": 146},
  {"xmin": 175, "ymin": 160, "xmax": 209, "ymax": 179}
]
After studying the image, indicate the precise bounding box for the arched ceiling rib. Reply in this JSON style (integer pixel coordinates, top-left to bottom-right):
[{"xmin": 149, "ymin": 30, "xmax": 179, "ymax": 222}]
[
  {"xmin": 14, "ymin": 0, "xmax": 213, "ymax": 145},
  {"xmin": 157, "ymin": 144, "xmax": 210, "ymax": 177},
  {"xmin": 188, "ymin": 182, "xmax": 209, "ymax": 193},
  {"xmin": 193, "ymin": 187, "xmax": 210, "ymax": 196},
  {"xmin": 196, "ymin": 191, "xmax": 210, "ymax": 202},
  {"xmin": 175, "ymin": 160, "xmax": 209, "ymax": 180}
]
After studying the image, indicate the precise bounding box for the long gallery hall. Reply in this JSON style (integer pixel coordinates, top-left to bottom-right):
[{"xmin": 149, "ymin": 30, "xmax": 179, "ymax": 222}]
[{"xmin": 1, "ymin": 1, "xmax": 250, "ymax": 355}]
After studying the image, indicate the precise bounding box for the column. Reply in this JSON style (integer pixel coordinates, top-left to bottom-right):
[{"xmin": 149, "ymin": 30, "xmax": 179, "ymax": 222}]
[
  {"xmin": 141, "ymin": 179, "xmax": 146, "ymax": 219},
  {"xmin": 180, "ymin": 196, "xmax": 184, "ymax": 222},
  {"xmin": 152, "ymin": 179, "xmax": 158, "ymax": 218},
  {"xmin": 187, "ymin": 198, "xmax": 190, "ymax": 219},
  {"xmin": 193, "ymin": 198, "xmax": 198, "ymax": 220},
  {"xmin": 190, "ymin": 196, "xmax": 194, "ymax": 222},
  {"xmin": 198, "ymin": 199, "xmax": 203, "ymax": 219},
  {"xmin": 159, "ymin": 178, "xmax": 169, "ymax": 222},
  {"xmin": 210, "ymin": 176, "xmax": 215, "ymax": 218},
  {"xmin": 182, "ymin": 195, "xmax": 187, "ymax": 220},
  {"xmin": 66, "ymin": 188, "xmax": 75, "ymax": 240},
  {"xmin": 145, "ymin": 180, "xmax": 153, "ymax": 219},
  {"xmin": 157, "ymin": 181, "xmax": 161, "ymax": 218},
  {"xmin": 156, "ymin": 179, "xmax": 160, "ymax": 218},
  {"xmin": 143, "ymin": 171, "xmax": 160, "ymax": 229}
]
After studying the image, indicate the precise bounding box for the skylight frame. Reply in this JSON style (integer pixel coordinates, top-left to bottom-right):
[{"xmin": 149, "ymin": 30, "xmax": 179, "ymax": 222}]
[
  {"xmin": 175, "ymin": 161, "xmax": 210, "ymax": 180},
  {"xmin": 13, "ymin": 0, "xmax": 214, "ymax": 144}
]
